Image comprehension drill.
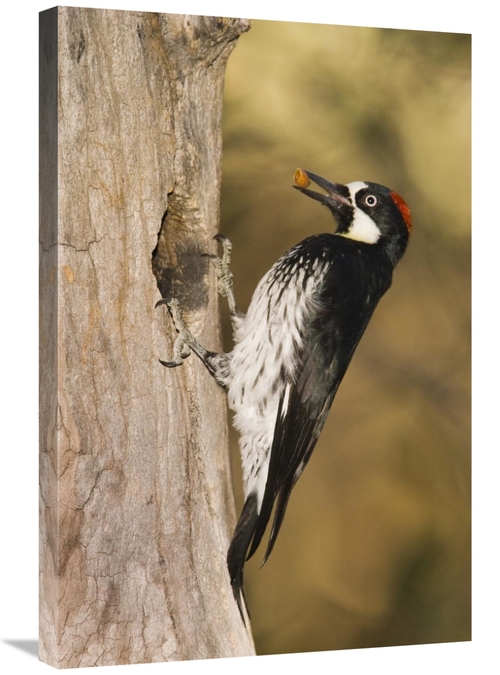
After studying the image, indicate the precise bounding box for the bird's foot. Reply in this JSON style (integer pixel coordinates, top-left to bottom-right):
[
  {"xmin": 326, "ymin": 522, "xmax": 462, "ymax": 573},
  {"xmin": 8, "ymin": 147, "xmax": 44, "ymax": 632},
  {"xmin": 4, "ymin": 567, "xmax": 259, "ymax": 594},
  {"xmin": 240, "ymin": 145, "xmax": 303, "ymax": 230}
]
[
  {"xmin": 155, "ymin": 298, "xmax": 204, "ymax": 367},
  {"xmin": 202, "ymin": 234, "xmax": 237, "ymax": 315}
]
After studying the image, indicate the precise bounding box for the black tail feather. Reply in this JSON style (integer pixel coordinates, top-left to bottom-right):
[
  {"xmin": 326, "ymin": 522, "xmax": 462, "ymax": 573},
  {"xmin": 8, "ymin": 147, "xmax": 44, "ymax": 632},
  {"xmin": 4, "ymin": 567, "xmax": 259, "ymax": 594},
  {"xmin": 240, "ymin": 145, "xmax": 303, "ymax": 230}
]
[
  {"xmin": 227, "ymin": 492, "xmax": 259, "ymax": 623},
  {"xmin": 260, "ymin": 476, "xmax": 294, "ymax": 566}
]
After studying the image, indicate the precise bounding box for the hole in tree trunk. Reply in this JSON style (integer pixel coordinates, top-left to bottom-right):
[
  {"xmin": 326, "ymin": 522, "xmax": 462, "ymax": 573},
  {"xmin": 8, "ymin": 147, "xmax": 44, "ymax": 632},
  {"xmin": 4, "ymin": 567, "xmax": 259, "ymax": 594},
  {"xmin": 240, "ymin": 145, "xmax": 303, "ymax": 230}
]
[{"xmin": 152, "ymin": 193, "xmax": 210, "ymax": 311}]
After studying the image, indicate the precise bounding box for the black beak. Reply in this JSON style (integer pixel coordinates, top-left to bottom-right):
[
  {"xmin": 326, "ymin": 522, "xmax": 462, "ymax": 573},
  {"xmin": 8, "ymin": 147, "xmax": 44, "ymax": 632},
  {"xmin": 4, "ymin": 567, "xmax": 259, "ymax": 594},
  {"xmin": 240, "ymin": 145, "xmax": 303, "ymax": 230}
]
[{"xmin": 293, "ymin": 170, "xmax": 351, "ymax": 216}]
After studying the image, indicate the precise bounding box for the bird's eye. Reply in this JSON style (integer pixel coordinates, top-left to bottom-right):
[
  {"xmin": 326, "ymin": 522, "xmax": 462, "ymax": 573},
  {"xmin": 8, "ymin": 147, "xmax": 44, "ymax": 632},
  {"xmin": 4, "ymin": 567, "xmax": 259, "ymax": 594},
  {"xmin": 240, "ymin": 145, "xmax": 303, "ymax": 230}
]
[{"xmin": 364, "ymin": 195, "xmax": 377, "ymax": 207}]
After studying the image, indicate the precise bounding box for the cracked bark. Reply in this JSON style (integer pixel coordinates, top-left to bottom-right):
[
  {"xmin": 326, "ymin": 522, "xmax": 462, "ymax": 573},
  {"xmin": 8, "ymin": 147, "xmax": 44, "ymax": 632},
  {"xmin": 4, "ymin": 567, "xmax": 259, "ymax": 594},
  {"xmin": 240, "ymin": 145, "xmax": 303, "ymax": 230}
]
[{"xmin": 39, "ymin": 7, "xmax": 253, "ymax": 668}]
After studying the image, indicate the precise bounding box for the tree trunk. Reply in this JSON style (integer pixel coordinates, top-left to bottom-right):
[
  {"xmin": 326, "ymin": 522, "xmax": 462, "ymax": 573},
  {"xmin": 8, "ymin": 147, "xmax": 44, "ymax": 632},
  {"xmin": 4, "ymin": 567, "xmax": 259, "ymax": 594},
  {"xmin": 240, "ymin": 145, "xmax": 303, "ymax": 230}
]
[{"xmin": 39, "ymin": 6, "xmax": 253, "ymax": 668}]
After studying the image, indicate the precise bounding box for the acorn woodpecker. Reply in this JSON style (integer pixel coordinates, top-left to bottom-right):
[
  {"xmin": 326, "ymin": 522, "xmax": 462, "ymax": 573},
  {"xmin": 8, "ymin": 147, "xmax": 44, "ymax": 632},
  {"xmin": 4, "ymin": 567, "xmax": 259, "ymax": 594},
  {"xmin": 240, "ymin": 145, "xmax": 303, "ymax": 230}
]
[{"xmin": 156, "ymin": 169, "xmax": 412, "ymax": 621}]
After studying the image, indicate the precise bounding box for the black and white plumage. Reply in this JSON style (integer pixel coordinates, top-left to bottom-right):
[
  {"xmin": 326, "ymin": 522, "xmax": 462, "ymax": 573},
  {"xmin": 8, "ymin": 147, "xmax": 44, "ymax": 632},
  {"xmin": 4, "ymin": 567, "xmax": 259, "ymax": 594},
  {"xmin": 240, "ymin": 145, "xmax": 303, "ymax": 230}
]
[{"xmin": 157, "ymin": 170, "xmax": 412, "ymax": 621}]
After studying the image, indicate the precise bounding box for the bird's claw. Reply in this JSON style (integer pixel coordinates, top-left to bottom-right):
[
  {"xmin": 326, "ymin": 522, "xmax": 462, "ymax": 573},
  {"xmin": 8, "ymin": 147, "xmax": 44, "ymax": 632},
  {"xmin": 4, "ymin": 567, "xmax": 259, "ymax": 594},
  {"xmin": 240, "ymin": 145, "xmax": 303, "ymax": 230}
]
[
  {"xmin": 155, "ymin": 297, "xmax": 171, "ymax": 310},
  {"xmin": 159, "ymin": 353, "xmax": 190, "ymax": 368},
  {"xmin": 213, "ymin": 233, "xmax": 230, "ymax": 244},
  {"xmin": 156, "ymin": 297, "xmax": 195, "ymax": 368},
  {"xmin": 203, "ymin": 234, "xmax": 235, "ymax": 311}
]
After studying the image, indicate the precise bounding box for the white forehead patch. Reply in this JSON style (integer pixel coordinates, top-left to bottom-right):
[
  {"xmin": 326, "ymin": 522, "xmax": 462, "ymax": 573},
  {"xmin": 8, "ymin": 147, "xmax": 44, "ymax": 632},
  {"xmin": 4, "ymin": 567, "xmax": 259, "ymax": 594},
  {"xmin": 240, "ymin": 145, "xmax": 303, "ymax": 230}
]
[
  {"xmin": 336, "ymin": 181, "xmax": 381, "ymax": 244},
  {"xmin": 346, "ymin": 181, "xmax": 368, "ymax": 195}
]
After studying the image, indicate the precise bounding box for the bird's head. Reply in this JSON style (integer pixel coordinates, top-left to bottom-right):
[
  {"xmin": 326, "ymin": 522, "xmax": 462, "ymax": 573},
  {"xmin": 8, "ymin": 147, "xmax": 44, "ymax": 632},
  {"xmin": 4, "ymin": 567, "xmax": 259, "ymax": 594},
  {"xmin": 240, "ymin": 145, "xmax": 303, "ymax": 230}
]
[{"xmin": 293, "ymin": 168, "xmax": 412, "ymax": 265}]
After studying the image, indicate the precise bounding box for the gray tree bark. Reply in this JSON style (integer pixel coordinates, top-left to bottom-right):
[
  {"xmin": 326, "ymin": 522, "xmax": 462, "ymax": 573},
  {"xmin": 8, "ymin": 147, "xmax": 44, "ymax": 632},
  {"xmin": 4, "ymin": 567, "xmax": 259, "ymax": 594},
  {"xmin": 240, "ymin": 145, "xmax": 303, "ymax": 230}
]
[{"xmin": 39, "ymin": 6, "xmax": 253, "ymax": 668}]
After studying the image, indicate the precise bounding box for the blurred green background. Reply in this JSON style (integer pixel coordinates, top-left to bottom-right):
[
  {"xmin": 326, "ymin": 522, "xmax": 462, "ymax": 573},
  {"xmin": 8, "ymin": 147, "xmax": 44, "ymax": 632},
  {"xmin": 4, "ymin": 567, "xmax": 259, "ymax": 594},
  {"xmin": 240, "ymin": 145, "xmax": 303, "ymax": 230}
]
[{"xmin": 219, "ymin": 20, "xmax": 470, "ymax": 655}]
